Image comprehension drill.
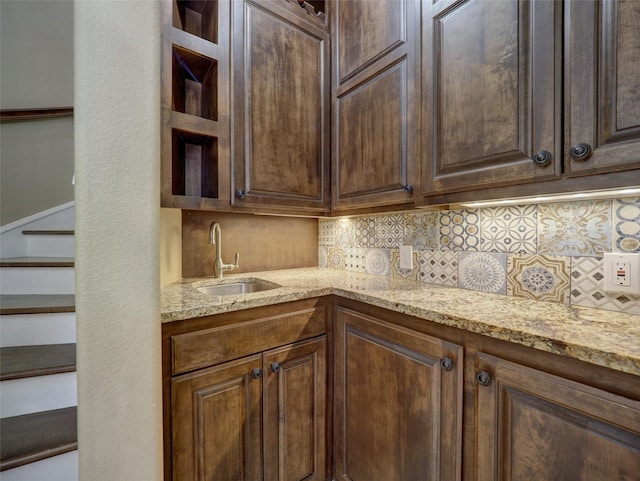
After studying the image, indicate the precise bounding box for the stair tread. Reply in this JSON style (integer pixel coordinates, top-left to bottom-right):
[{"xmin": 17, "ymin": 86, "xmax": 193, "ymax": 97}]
[
  {"xmin": 0, "ymin": 407, "xmax": 77, "ymax": 471},
  {"xmin": 21, "ymin": 230, "xmax": 74, "ymax": 236},
  {"xmin": 0, "ymin": 344, "xmax": 76, "ymax": 380},
  {"xmin": 0, "ymin": 257, "xmax": 74, "ymax": 267},
  {"xmin": 0, "ymin": 294, "xmax": 75, "ymax": 315}
]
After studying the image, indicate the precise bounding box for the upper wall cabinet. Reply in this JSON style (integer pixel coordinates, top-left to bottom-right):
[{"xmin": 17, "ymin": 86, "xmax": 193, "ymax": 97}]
[
  {"xmin": 564, "ymin": 0, "xmax": 640, "ymax": 177},
  {"xmin": 161, "ymin": 0, "xmax": 233, "ymax": 211},
  {"xmin": 331, "ymin": 0, "xmax": 419, "ymax": 213},
  {"xmin": 421, "ymin": 0, "xmax": 562, "ymax": 198},
  {"xmin": 231, "ymin": 0, "xmax": 330, "ymax": 215}
]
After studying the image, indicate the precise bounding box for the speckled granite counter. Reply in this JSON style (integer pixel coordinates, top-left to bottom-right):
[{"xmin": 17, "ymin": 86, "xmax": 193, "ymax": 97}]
[{"xmin": 161, "ymin": 267, "xmax": 640, "ymax": 376}]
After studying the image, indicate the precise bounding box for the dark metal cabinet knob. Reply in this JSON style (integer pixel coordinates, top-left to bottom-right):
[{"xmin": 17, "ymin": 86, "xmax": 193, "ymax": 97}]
[
  {"xmin": 569, "ymin": 143, "xmax": 593, "ymax": 161},
  {"xmin": 403, "ymin": 184, "xmax": 414, "ymax": 194},
  {"xmin": 440, "ymin": 357, "xmax": 454, "ymax": 371},
  {"xmin": 236, "ymin": 190, "xmax": 246, "ymax": 200},
  {"xmin": 476, "ymin": 370, "xmax": 492, "ymax": 387},
  {"xmin": 533, "ymin": 150, "xmax": 552, "ymax": 166},
  {"xmin": 271, "ymin": 362, "xmax": 281, "ymax": 373},
  {"xmin": 251, "ymin": 368, "xmax": 262, "ymax": 379}
]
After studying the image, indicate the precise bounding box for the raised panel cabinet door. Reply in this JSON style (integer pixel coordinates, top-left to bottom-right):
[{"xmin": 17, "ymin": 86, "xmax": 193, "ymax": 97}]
[
  {"xmin": 332, "ymin": 0, "xmax": 419, "ymax": 212},
  {"xmin": 565, "ymin": 0, "xmax": 640, "ymax": 177},
  {"xmin": 171, "ymin": 354, "xmax": 263, "ymax": 481},
  {"xmin": 474, "ymin": 352, "xmax": 640, "ymax": 481},
  {"xmin": 422, "ymin": 0, "xmax": 562, "ymax": 196},
  {"xmin": 263, "ymin": 336, "xmax": 327, "ymax": 481},
  {"xmin": 231, "ymin": 0, "xmax": 330, "ymax": 213},
  {"xmin": 334, "ymin": 307, "xmax": 463, "ymax": 481}
]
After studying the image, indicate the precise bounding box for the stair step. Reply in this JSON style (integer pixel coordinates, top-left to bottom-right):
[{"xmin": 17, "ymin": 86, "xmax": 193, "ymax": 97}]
[
  {"xmin": 0, "ymin": 295, "xmax": 75, "ymax": 315},
  {"xmin": 21, "ymin": 230, "xmax": 74, "ymax": 236},
  {"xmin": 0, "ymin": 407, "xmax": 77, "ymax": 471},
  {"xmin": 0, "ymin": 257, "xmax": 74, "ymax": 268},
  {"xmin": 0, "ymin": 344, "xmax": 76, "ymax": 381},
  {"xmin": 0, "ymin": 312, "xmax": 76, "ymax": 347}
]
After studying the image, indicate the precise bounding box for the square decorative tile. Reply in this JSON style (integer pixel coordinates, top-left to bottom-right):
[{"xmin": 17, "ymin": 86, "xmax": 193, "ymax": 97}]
[
  {"xmin": 354, "ymin": 217, "xmax": 377, "ymax": 248},
  {"xmin": 344, "ymin": 247, "xmax": 366, "ymax": 272},
  {"xmin": 613, "ymin": 197, "xmax": 640, "ymax": 253},
  {"xmin": 335, "ymin": 218, "xmax": 355, "ymax": 247},
  {"xmin": 318, "ymin": 246, "xmax": 328, "ymax": 267},
  {"xmin": 507, "ymin": 254, "xmax": 571, "ymax": 304},
  {"xmin": 374, "ymin": 213, "xmax": 405, "ymax": 248},
  {"xmin": 480, "ymin": 204, "xmax": 537, "ymax": 254},
  {"xmin": 327, "ymin": 247, "xmax": 345, "ymax": 269},
  {"xmin": 390, "ymin": 249, "xmax": 419, "ymax": 281},
  {"xmin": 538, "ymin": 201, "xmax": 611, "ymax": 256},
  {"xmin": 364, "ymin": 248, "xmax": 391, "ymax": 276},
  {"xmin": 570, "ymin": 256, "xmax": 640, "ymax": 315},
  {"xmin": 439, "ymin": 209, "xmax": 480, "ymax": 251},
  {"xmin": 458, "ymin": 252, "xmax": 507, "ymax": 294},
  {"xmin": 418, "ymin": 250, "xmax": 458, "ymax": 286},
  {"xmin": 318, "ymin": 219, "xmax": 337, "ymax": 246},
  {"xmin": 405, "ymin": 212, "xmax": 439, "ymax": 249}
]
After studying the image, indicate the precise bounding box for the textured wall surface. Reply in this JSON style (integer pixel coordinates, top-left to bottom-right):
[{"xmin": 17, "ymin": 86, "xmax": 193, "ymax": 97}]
[{"xmin": 319, "ymin": 197, "xmax": 640, "ymax": 315}]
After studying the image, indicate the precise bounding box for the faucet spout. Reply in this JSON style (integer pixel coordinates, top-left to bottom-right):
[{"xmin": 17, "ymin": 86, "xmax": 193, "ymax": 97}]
[{"xmin": 209, "ymin": 222, "xmax": 239, "ymax": 279}]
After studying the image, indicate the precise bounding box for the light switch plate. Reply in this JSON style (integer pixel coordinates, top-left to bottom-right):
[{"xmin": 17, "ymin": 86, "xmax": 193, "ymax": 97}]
[
  {"xmin": 399, "ymin": 245, "xmax": 413, "ymax": 270},
  {"xmin": 603, "ymin": 253, "xmax": 640, "ymax": 295}
]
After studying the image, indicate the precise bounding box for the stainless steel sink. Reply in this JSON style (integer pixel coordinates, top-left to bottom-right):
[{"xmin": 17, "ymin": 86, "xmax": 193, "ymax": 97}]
[{"xmin": 196, "ymin": 279, "xmax": 280, "ymax": 296}]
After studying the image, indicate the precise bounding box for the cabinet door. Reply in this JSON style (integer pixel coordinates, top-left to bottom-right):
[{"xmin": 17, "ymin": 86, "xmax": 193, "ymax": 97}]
[
  {"xmin": 564, "ymin": 0, "xmax": 640, "ymax": 177},
  {"xmin": 334, "ymin": 307, "xmax": 463, "ymax": 481},
  {"xmin": 264, "ymin": 336, "xmax": 327, "ymax": 481},
  {"xmin": 421, "ymin": 0, "xmax": 562, "ymax": 196},
  {"xmin": 332, "ymin": 0, "xmax": 419, "ymax": 212},
  {"xmin": 475, "ymin": 352, "xmax": 640, "ymax": 481},
  {"xmin": 171, "ymin": 355, "xmax": 263, "ymax": 481},
  {"xmin": 231, "ymin": 0, "xmax": 330, "ymax": 214}
]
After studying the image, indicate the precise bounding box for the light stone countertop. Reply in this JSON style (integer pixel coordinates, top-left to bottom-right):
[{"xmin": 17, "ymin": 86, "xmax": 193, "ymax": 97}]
[{"xmin": 161, "ymin": 267, "xmax": 640, "ymax": 376}]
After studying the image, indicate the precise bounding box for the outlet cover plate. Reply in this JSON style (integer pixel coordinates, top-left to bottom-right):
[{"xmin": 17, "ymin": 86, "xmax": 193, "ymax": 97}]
[
  {"xmin": 603, "ymin": 253, "xmax": 640, "ymax": 295},
  {"xmin": 399, "ymin": 245, "xmax": 413, "ymax": 270}
]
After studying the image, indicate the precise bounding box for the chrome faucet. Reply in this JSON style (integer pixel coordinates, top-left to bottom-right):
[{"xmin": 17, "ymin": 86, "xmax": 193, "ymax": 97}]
[{"xmin": 209, "ymin": 222, "xmax": 239, "ymax": 279}]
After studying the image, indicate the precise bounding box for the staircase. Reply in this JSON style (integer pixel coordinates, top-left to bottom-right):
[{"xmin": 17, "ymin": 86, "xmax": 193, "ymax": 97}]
[{"xmin": 0, "ymin": 204, "xmax": 78, "ymax": 481}]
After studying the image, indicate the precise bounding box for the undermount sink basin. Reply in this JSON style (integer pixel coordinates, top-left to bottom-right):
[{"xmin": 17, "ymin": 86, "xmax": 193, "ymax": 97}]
[{"xmin": 196, "ymin": 279, "xmax": 280, "ymax": 296}]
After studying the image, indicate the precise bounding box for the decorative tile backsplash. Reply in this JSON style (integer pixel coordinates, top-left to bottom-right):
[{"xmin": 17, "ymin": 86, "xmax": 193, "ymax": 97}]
[{"xmin": 318, "ymin": 197, "xmax": 640, "ymax": 315}]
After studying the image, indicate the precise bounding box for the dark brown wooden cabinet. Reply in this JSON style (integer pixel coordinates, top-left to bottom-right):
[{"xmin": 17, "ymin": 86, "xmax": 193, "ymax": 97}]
[
  {"xmin": 331, "ymin": 0, "xmax": 419, "ymax": 212},
  {"xmin": 231, "ymin": 0, "xmax": 330, "ymax": 214},
  {"xmin": 334, "ymin": 306, "xmax": 463, "ymax": 481},
  {"xmin": 474, "ymin": 352, "xmax": 640, "ymax": 481}
]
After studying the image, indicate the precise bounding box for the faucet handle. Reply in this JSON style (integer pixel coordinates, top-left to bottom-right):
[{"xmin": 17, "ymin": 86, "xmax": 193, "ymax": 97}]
[{"xmin": 233, "ymin": 252, "xmax": 240, "ymax": 268}]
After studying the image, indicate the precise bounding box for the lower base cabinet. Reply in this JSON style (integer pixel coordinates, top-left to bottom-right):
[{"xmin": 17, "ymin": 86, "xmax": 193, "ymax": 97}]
[{"xmin": 474, "ymin": 352, "xmax": 640, "ymax": 481}]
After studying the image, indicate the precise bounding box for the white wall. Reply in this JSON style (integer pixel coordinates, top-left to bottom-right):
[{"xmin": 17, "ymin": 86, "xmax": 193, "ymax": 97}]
[
  {"xmin": 0, "ymin": 0, "xmax": 75, "ymax": 225},
  {"xmin": 74, "ymin": 1, "xmax": 163, "ymax": 480}
]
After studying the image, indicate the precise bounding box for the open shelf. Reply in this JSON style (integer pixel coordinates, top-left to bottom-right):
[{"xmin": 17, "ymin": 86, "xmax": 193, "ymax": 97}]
[
  {"xmin": 172, "ymin": 129, "xmax": 218, "ymax": 199},
  {"xmin": 173, "ymin": 0, "xmax": 218, "ymax": 43},
  {"xmin": 172, "ymin": 46, "xmax": 218, "ymax": 120}
]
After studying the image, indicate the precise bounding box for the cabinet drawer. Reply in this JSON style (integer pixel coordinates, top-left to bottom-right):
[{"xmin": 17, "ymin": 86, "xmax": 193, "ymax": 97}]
[{"xmin": 171, "ymin": 305, "xmax": 326, "ymax": 374}]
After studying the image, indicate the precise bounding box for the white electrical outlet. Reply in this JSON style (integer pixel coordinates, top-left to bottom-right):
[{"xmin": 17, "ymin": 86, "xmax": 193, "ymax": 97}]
[
  {"xmin": 399, "ymin": 245, "xmax": 413, "ymax": 270},
  {"xmin": 603, "ymin": 253, "xmax": 640, "ymax": 295}
]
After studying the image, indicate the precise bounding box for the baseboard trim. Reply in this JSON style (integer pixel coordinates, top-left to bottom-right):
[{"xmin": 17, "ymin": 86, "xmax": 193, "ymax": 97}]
[{"xmin": 0, "ymin": 202, "xmax": 75, "ymax": 235}]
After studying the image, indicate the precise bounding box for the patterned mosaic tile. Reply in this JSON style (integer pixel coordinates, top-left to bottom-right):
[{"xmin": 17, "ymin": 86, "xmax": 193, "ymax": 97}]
[
  {"xmin": 537, "ymin": 201, "xmax": 611, "ymax": 256},
  {"xmin": 364, "ymin": 248, "xmax": 391, "ymax": 276},
  {"xmin": 418, "ymin": 250, "xmax": 458, "ymax": 286},
  {"xmin": 335, "ymin": 218, "xmax": 355, "ymax": 247},
  {"xmin": 354, "ymin": 217, "xmax": 377, "ymax": 248},
  {"xmin": 390, "ymin": 249, "xmax": 420, "ymax": 281},
  {"xmin": 327, "ymin": 247, "xmax": 345, "ymax": 269},
  {"xmin": 318, "ymin": 219, "xmax": 337, "ymax": 247},
  {"xmin": 405, "ymin": 212, "xmax": 439, "ymax": 250},
  {"xmin": 344, "ymin": 247, "xmax": 366, "ymax": 272},
  {"xmin": 439, "ymin": 209, "xmax": 480, "ymax": 251},
  {"xmin": 374, "ymin": 213, "xmax": 405, "ymax": 248},
  {"xmin": 507, "ymin": 254, "xmax": 571, "ymax": 304},
  {"xmin": 570, "ymin": 256, "xmax": 640, "ymax": 315},
  {"xmin": 318, "ymin": 246, "xmax": 328, "ymax": 267},
  {"xmin": 613, "ymin": 197, "xmax": 640, "ymax": 253},
  {"xmin": 480, "ymin": 204, "xmax": 537, "ymax": 254},
  {"xmin": 458, "ymin": 252, "xmax": 507, "ymax": 294}
]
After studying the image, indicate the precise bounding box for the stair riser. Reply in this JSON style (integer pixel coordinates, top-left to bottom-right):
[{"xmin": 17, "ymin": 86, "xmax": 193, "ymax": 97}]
[
  {"xmin": 0, "ymin": 313, "xmax": 76, "ymax": 347},
  {"xmin": 0, "ymin": 450, "xmax": 78, "ymax": 481},
  {"xmin": 26, "ymin": 236, "xmax": 75, "ymax": 258},
  {"xmin": 0, "ymin": 267, "xmax": 75, "ymax": 294},
  {"xmin": 0, "ymin": 372, "xmax": 77, "ymax": 418}
]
